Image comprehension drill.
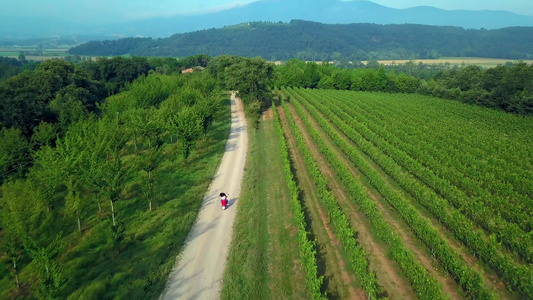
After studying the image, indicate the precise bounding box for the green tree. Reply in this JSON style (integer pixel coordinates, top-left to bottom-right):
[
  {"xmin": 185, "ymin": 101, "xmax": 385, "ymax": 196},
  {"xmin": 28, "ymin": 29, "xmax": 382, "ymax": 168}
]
[
  {"xmin": 196, "ymin": 94, "xmax": 221, "ymax": 135},
  {"xmin": 206, "ymin": 55, "xmax": 243, "ymax": 89},
  {"xmin": 17, "ymin": 52, "xmax": 27, "ymax": 63},
  {"xmin": 317, "ymin": 75, "xmax": 334, "ymax": 89},
  {"xmin": 275, "ymin": 59, "xmax": 305, "ymax": 87},
  {"xmin": 395, "ymin": 72, "xmax": 420, "ymax": 93},
  {"xmin": 226, "ymin": 57, "xmax": 273, "ymax": 105},
  {"xmin": 96, "ymin": 117, "xmax": 129, "ymax": 227},
  {"xmin": 0, "ymin": 127, "xmax": 31, "ymax": 183},
  {"xmin": 172, "ymin": 106, "xmax": 203, "ymax": 159},
  {"xmin": 0, "ymin": 180, "xmax": 49, "ymax": 294},
  {"xmin": 64, "ymin": 177, "xmax": 86, "ymax": 232},
  {"xmin": 0, "ymin": 231, "xmax": 23, "ymax": 288},
  {"xmin": 31, "ymin": 121, "xmax": 57, "ymax": 148},
  {"xmin": 331, "ymin": 69, "xmax": 351, "ymax": 90},
  {"xmin": 138, "ymin": 143, "xmax": 164, "ymax": 212},
  {"xmin": 28, "ymin": 146, "xmax": 64, "ymax": 212},
  {"xmin": 55, "ymin": 119, "xmax": 93, "ymax": 228},
  {"xmin": 49, "ymin": 86, "xmax": 89, "ymax": 132}
]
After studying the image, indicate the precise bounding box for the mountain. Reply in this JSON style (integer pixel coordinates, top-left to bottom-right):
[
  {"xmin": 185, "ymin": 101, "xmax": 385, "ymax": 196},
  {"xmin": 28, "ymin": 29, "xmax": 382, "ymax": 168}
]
[
  {"xmin": 104, "ymin": 0, "xmax": 533, "ymax": 37},
  {"xmin": 2, "ymin": 0, "xmax": 533, "ymax": 40},
  {"xmin": 68, "ymin": 20, "xmax": 533, "ymax": 60}
]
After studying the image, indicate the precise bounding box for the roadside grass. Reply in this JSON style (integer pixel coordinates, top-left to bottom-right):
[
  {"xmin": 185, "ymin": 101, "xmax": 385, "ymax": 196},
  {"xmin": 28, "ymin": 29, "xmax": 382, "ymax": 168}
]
[
  {"xmin": 0, "ymin": 95, "xmax": 231, "ymax": 299},
  {"xmin": 221, "ymin": 120, "xmax": 270, "ymax": 299},
  {"xmin": 263, "ymin": 112, "xmax": 308, "ymax": 299},
  {"xmin": 222, "ymin": 113, "xmax": 307, "ymax": 299}
]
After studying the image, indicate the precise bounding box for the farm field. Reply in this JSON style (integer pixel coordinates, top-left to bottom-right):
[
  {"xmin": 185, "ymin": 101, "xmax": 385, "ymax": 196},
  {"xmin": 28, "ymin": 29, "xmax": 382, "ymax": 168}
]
[
  {"xmin": 268, "ymin": 88, "xmax": 532, "ymax": 299},
  {"xmin": 0, "ymin": 47, "xmax": 69, "ymax": 61},
  {"xmin": 367, "ymin": 57, "xmax": 533, "ymax": 68}
]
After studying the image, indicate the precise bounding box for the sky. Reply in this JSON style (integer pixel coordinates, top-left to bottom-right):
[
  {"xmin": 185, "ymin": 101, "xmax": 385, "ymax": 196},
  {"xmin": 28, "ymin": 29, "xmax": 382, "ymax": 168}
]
[{"xmin": 2, "ymin": 0, "xmax": 532, "ymax": 24}]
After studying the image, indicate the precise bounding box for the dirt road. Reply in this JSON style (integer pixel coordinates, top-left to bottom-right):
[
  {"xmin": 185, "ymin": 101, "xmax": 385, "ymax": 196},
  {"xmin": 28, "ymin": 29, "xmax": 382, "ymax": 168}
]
[{"xmin": 161, "ymin": 92, "xmax": 248, "ymax": 300}]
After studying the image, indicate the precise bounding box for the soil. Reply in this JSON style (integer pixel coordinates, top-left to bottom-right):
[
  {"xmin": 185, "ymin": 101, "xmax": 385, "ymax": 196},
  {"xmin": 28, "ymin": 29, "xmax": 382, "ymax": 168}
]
[{"xmin": 278, "ymin": 105, "xmax": 364, "ymax": 300}]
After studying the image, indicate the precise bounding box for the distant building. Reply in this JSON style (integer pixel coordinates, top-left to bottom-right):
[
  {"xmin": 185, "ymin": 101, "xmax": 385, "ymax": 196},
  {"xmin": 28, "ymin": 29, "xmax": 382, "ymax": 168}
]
[{"xmin": 181, "ymin": 66, "xmax": 205, "ymax": 74}]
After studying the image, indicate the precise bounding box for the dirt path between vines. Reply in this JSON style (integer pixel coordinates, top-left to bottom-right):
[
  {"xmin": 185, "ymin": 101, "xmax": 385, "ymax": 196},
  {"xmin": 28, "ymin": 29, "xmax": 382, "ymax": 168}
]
[
  {"xmin": 278, "ymin": 104, "xmax": 365, "ymax": 299},
  {"xmin": 161, "ymin": 92, "xmax": 248, "ymax": 300},
  {"xmin": 283, "ymin": 102, "xmax": 416, "ymax": 299}
]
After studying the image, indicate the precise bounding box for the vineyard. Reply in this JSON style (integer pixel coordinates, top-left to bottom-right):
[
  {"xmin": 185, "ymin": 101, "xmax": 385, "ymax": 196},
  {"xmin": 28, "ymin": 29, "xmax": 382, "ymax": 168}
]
[{"xmin": 272, "ymin": 87, "xmax": 533, "ymax": 299}]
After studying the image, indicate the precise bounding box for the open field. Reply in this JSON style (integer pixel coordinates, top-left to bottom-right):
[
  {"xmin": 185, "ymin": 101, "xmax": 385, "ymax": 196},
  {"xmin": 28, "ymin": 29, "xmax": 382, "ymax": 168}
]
[
  {"xmin": 0, "ymin": 47, "xmax": 69, "ymax": 61},
  {"xmin": 368, "ymin": 57, "xmax": 533, "ymax": 68},
  {"xmin": 266, "ymin": 87, "xmax": 532, "ymax": 299}
]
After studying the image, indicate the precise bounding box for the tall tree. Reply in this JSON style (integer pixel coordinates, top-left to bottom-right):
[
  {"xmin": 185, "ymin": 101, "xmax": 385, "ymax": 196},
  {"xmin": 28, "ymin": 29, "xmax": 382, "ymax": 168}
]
[
  {"xmin": 0, "ymin": 127, "xmax": 31, "ymax": 183},
  {"xmin": 171, "ymin": 106, "xmax": 203, "ymax": 159},
  {"xmin": 226, "ymin": 57, "xmax": 273, "ymax": 105},
  {"xmin": 28, "ymin": 146, "xmax": 64, "ymax": 212}
]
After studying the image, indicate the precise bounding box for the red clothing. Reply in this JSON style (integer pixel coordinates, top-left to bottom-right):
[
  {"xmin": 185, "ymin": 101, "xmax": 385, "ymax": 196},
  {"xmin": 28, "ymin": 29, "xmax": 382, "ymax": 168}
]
[{"xmin": 221, "ymin": 196, "xmax": 228, "ymax": 206}]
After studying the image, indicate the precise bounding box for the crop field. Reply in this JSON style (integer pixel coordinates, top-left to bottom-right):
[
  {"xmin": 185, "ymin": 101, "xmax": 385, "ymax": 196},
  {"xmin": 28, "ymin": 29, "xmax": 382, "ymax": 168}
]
[
  {"xmin": 369, "ymin": 57, "xmax": 533, "ymax": 68},
  {"xmin": 271, "ymin": 87, "xmax": 532, "ymax": 299},
  {"xmin": 0, "ymin": 47, "xmax": 69, "ymax": 61}
]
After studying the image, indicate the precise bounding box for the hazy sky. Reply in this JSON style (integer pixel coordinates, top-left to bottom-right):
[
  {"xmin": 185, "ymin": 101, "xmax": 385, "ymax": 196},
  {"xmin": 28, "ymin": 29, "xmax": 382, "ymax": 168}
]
[{"xmin": 2, "ymin": 0, "xmax": 532, "ymax": 23}]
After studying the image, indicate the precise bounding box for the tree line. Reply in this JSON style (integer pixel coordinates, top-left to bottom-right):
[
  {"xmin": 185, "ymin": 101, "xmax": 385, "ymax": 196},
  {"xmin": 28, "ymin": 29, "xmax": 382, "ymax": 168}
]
[
  {"xmin": 273, "ymin": 59, "xmax": 533, "ymax": 115},
  {"xmin": 0, "ymin": 57, "xmax": 39, "ymax": 81},
  {"xmin": 68, "ymin": 20, "xmax": 533, "ymax": 61}
]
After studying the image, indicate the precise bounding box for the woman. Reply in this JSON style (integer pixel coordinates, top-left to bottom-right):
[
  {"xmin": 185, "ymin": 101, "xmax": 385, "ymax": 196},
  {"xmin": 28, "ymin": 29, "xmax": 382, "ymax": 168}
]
[{"xmin": 220, "ymin": 192, "xmax": 228, "ymax": 209}]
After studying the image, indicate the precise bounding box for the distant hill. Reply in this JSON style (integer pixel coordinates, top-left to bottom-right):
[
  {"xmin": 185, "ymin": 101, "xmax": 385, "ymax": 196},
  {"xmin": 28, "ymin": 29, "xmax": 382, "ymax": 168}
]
[
  {"xmin": 117, "ymin": 0, "xmax": 533, "ymax": 37},
  {"xmin": 2, "ymin": 0, "xmax": 533, "ymax": 40},
  {"xmin": 68, "ymin": 20, "xmax": 533, "ymax": 60}
]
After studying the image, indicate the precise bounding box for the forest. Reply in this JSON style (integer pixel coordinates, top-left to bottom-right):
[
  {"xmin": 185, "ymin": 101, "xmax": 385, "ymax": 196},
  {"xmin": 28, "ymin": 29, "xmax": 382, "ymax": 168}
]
[{"xmin": 68, "ymin": 20, "xmax": 533, "ymax": 60}]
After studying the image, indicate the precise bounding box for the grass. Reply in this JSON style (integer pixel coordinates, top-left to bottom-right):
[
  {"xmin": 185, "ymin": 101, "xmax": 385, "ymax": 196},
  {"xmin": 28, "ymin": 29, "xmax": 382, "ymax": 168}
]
[
  {"xmin": 0, "ymin": 95, "xmax": 232, "ymax": 299},
  {"xmin": 221, "ymin": 119, "xmax": 271, "ymax": 299},
  {"xmin": 221, "ymin": 112, "xmax": 307, "ymax": 299}
]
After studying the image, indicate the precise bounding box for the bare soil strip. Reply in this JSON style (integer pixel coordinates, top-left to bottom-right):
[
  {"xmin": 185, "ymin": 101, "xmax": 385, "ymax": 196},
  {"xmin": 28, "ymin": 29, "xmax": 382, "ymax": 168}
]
[{"xmin": 278, "ymin": 105, "xmax": 364, "ymax": 299}]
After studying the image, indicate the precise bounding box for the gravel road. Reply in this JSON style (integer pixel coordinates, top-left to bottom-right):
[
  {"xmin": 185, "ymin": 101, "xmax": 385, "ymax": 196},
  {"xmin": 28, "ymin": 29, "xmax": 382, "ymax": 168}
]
[{"xmin": 161, "ymin": 92, "xmax": 248, "ymax": 300}]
